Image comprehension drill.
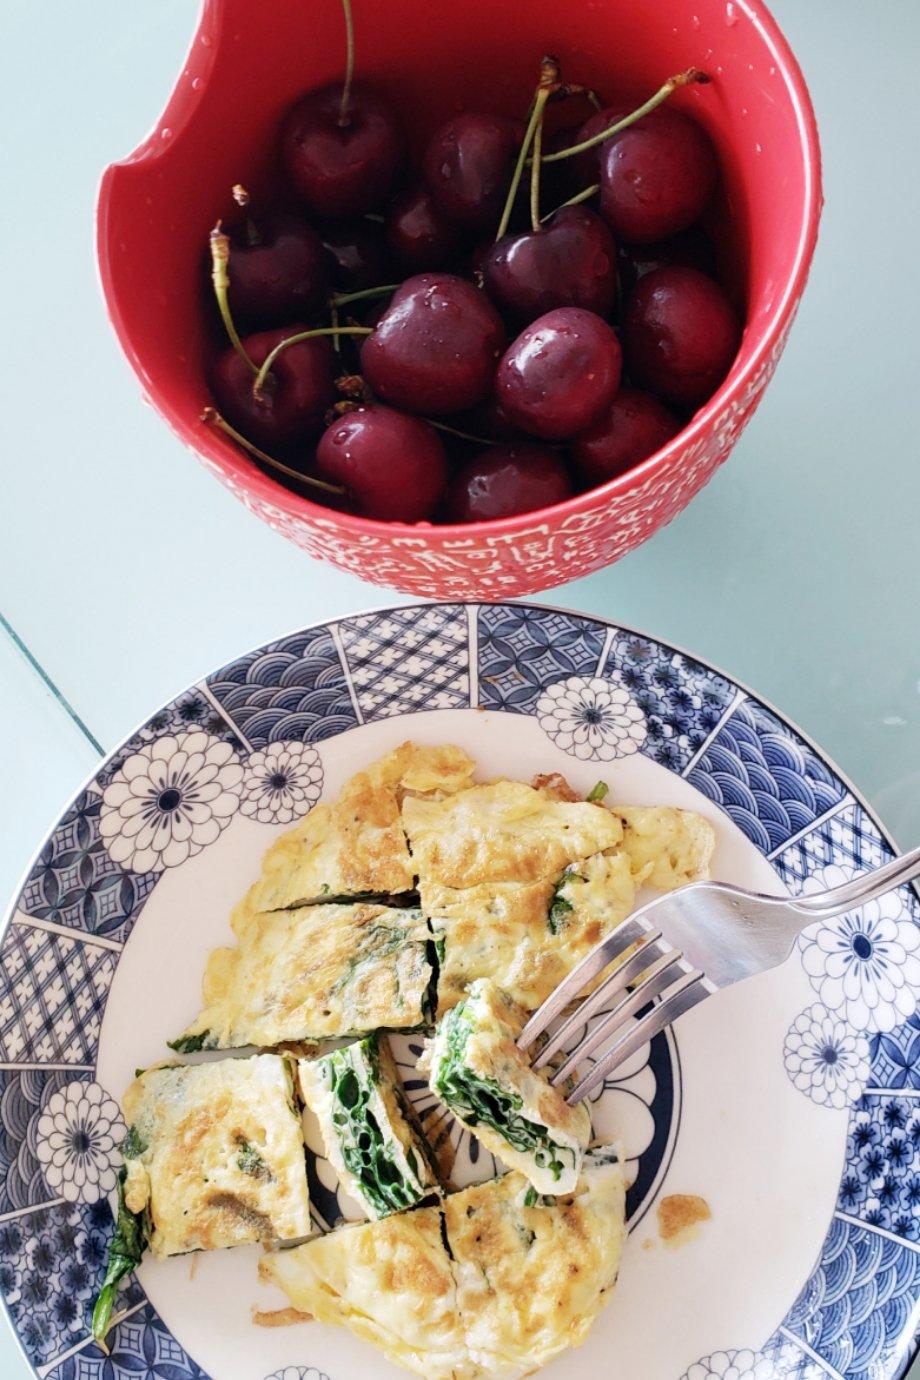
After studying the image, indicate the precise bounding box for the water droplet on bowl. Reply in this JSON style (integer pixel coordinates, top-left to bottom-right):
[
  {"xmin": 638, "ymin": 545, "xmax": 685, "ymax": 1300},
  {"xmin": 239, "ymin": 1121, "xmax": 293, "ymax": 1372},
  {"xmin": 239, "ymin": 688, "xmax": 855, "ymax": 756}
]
[
  {"xmin": 160, "ymin": 127, "xmax": 173, "ymax": 141},
  {"xmin": 725, "ymin": 1, "xmax": 738, "ymax": 24},
  {"xmin": 191, "ymin": 76, "xmax": 203, "ymax": 91},
  {"xmin": 200, "ymin": 33, "xmax": 212, "ymax": 46},
  {"xmin": 691, "ymin": 13, "xmax": 701, "ymax": 28},
  {"xmin": 755, "ymin": 141, "xmax": 763, "ymax": 154},
  {"xmin": 740, "ymin": 107, "xmax": 748, "ymax": 118}
]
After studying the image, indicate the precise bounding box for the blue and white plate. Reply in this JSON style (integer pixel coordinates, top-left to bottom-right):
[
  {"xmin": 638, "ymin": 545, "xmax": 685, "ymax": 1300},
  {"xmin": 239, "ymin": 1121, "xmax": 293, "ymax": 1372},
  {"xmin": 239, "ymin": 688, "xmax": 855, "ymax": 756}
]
[{"xmin": 2, "ymin": 601, "xmax": 919, "ymax": 1380}]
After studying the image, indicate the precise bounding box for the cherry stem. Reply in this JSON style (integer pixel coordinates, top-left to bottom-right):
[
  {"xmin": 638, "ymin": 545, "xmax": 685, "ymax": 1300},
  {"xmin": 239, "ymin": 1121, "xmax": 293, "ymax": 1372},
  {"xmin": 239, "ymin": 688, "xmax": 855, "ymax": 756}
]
[
  {"xmin": 529, "ymin": 95, "xmax": 547, "ymax": 232},
  {"xmin": 536, "ymin": 68, "xmax": 709, "ymax": 164},
  {"xmin": 252, "ymin": 325, "xmax": 372, "ymax": 399},
  {"xmin": 540, "ymin": 182, "xmax": 600, "ymax": 223},
  {"xmin": 338, "ymin": 0, "xmax": 355, "ymax": 126},
  {"xmin": 210, "ymin": 223, "xmax": 257, "ymax": 373},
  {"xmin": 495, "ymin": 56, "xmax": 560, "ymax": 242},
  {"xmin": 232, "ymin": 186, "xmax": 261, "ymax": 247},
  {"xmin": 331, "ymin": 283, "xmax": 399, "ymax": 307},
  {"xmin": 330, "ymin": 302, "xmax": 342, "ymax": 355},
  {"xmin": 427, "ymin": 419, "xmax": 495, "ymax": 445},
  {"xmin": 200, "ymin": 408, "xmax": 346, "ymax": 496}
]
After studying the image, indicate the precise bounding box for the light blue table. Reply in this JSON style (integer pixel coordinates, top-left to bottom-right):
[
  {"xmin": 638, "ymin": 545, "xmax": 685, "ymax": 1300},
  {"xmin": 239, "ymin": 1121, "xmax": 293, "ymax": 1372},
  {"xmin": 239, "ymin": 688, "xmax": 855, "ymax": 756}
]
[{"xmin": 1, "ymin": 2, "xmax": 918, "ymax": 1375}]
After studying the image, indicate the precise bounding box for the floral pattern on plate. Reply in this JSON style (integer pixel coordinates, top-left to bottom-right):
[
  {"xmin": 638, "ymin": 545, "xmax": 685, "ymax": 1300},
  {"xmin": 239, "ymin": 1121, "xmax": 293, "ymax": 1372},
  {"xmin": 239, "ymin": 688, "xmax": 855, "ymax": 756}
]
[
  {"xmin": 35, "ymin": 1081, "xmax": 124, "ymax": 1204},
  {"xmin": 100, "ymin": 730, "xmax": 243, "ymax": 872},
  {"xmin": 239, "ymin": 741, "xmax": 323, "ymax": 825},
  {"xmin": 535, "ymin": 674, "xmax": 647, "ymax": 761},
  {"xmin": 783, "ymin": 1004, "xmax": 871, "ymax": 1109},
  {"xmin": 797, "ymin": 864, "xmax": 920, "ymax": 1034}
]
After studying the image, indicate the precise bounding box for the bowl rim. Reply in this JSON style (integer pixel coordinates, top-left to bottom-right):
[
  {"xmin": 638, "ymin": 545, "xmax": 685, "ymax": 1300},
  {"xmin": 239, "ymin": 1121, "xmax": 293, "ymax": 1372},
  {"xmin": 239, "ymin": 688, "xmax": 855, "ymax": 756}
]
[{"xmin": 96, "ymin": 0, "xmax": 823, "ymax": 542}]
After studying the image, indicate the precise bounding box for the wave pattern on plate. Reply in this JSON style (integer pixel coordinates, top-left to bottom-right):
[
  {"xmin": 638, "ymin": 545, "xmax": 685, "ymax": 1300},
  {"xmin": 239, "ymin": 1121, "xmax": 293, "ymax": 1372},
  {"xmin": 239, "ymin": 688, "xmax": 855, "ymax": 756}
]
[
  {"xmin": 778, "ymin": 1215, "xmax": 920, "ymax": 1380},
  {"xmin": 687, "ymin": 698, "xmax": 847, "ymax": 854},
  {"xmin": 207, "ymin": 628, "xmax": 358, "ymax": 747}
]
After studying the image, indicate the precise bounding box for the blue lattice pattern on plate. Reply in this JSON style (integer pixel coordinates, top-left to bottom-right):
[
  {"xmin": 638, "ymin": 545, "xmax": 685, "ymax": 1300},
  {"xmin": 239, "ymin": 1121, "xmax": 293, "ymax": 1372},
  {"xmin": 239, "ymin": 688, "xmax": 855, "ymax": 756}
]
[
  {"xmin": 43, "ymin": 1300, "xmax": 206, "ymax": 1380},
  {"xmin": 0, "ymin": 1199, "xmax": 145, "ymax": 1369},
  {"xmin": 476, "ymin": 604, "xmax": 606, "ymax": 714},
  {"xmin": 780, "ymin": 1214, "xmax": 920, "ymax": 1380},
  {"xmin": 18, "ymin": 791, "xmax": 157, "ymax": 943},
  {"xmin": 837, "ymin": 1095, "xmax": 920, "ymax": 1240},
  {"xmin": 338, "ymin": 605, "xmax": 469, "ymax": 720},
  {"xmin": 207, "ymin": 626, "xmax": 358, "ymax": 746},
  {"xmin": 774, "ymin": 802, "xmax": 890, "ymax": 894},
  {"xmin": 687, "ymin": 697, "xmax": 847, "ymax": 854},
  {"xmin": 601, "ymin": 629, "xmax": 736, "ymax": 772},
  {"xmin": 0, "ymin": 923, "xmax": 116, "ymax": 1066}
]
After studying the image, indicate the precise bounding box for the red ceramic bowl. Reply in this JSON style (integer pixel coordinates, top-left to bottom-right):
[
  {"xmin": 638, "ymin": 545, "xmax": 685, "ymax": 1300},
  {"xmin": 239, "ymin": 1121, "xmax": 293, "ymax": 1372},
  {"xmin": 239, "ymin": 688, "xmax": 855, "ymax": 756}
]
[{"xmin": 97, "ymin": 0, "xmax": 821, "ymax": 599}]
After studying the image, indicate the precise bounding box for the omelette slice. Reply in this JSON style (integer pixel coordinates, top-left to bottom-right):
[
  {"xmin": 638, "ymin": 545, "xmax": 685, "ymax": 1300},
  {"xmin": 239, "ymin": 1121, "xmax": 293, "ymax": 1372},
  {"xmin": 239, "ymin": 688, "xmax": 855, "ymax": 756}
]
[
  {"xmin": 260, "ymin": 1153, "xmax": 626, "ymax": 1380},
  {"xmin": 612, "ymin": 804, "xmax": 716, "ymax": 890},
  {"xmin": 401, "ymin": 779, "xmax": 623, "ymax": 889},
  {"xmin": 299, "ymin": 1034, "xmax": 438, "ymax": 1220},
  {"xmin": 426, "ymin": 980, "xmax": 590, "ymax": 1194},
  {"xmin": 170, "ymin": 903, "xmax": 435, "ymax": 1051},
  {"xmin": 260, "ymin": 1204, "xmax": 467, "ymax": 1380},
  {"xmin": 427, "ymin": 848, "xmax": 636, "ymax": 1014},
  {"xmin": 93, "ymin": 1054, "xmax": 310, "ymax": 1345},
  {"xmin": 244, "ymin": 742, "xmax": 475, "ymax": 913},
  {"xmin": 444, "ymin": 1152, "xmax": 626, "ymax": 1378}
]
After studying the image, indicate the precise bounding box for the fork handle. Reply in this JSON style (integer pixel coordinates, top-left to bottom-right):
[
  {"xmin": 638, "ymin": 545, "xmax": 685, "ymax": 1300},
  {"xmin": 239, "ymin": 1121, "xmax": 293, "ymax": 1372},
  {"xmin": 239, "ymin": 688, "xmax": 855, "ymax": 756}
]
[{"xmin": 795, "ymin": 840, "xmax": 920, "ymax": 916}]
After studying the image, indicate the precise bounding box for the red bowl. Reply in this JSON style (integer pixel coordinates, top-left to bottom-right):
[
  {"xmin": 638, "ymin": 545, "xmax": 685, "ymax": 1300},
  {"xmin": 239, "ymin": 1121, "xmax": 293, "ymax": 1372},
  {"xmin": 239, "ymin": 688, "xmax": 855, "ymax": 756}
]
[{"xmin": 97, "ymin": 0, "xmax": 821, "ymax": 599}]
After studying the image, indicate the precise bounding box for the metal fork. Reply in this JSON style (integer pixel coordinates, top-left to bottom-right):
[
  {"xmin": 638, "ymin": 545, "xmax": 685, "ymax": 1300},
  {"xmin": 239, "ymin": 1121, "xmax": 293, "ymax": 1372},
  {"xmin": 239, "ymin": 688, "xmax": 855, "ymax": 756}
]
[{"xmin": 518, "ymin": 842, "xmax": 920, "ymax": 1106}]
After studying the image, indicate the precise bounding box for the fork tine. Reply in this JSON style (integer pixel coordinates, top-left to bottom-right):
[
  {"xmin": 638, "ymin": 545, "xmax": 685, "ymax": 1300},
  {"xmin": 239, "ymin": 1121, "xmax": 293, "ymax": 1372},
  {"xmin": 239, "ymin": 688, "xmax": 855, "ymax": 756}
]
[
  {"xmin": 548, "ymin": 950, "xmax": 686, "ymax": 1086},
  {"xmin": 565, "ymin": 972, "xmax": 710, "ymax": 1105},
  {"xmin": 531, "ymin": 931, "xmax": 667, "ymax": 1071},
  {"xmin": 517, "ymin": 913, "xmax": 654, "ymax": 1051}
]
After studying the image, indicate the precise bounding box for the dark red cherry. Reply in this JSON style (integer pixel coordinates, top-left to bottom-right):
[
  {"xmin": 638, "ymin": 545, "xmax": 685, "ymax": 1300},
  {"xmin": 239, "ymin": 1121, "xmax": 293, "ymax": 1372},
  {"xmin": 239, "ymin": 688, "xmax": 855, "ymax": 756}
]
[
  {"xmin": 281, "ymin": 84, "xmax": 403, "ymax": 220},
  {"xmin": 320, "ymin": 221, "xmax": 393, "ymax": 292},
  {"xmin": 456, "ymin": 394, "xmax": 522, "ymax": 442},
  {"xmin": 423, "ymin": 114, "xmax": 523, "ymax": 232},
  {"xmin": 568, "ymin": 104, "xmax": 625, "ymax": 187},
  {"xmin": 315, "ymin": 405, "xmax": 447, "ymax": 521},
  {"xmin": 361, "ymin": 274, "xmax": 505, "ymax": 415},
  {"xmin": 482, "ymin": 207, "xmax": 617, "ymax": 326},
  {"xmin": 496, "ymin": 307, "xmax": 622, "ymax": 440},
  {"xmin": 225, "ymin": 213, "xmax": 329, "ymax": 328},
  {"xmin": 210, "ymin": 326, "xmax": 337, "ymax": 450},
  {"xmin": 443, "ymin": 444, "xmax": 573, "ymax": 522},
  {"xmin": 599, "ymin": 106, "xmax": 718, "ymax": 244},
  {"xmin": 622, "ymin": 266, "xmax": 740, "ymax": 406},
  {"xmin": 386, "ymin": 185, "xmax": 462, "ymax": 273},
  {"xmin": 571, "ymin": 388, "xmax": 681, "ymax": 485},
  {"xmin": 616, "ymin": 226, "xmax": 717, "ymax": 298}
]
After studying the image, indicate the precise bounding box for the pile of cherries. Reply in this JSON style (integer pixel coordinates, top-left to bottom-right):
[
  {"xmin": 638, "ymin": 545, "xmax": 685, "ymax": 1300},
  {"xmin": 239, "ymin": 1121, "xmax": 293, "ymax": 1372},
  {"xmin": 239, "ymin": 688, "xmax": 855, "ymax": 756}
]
[{"xmin": 205, "ymin": 35, "xmax": 741, "ymax": 525}]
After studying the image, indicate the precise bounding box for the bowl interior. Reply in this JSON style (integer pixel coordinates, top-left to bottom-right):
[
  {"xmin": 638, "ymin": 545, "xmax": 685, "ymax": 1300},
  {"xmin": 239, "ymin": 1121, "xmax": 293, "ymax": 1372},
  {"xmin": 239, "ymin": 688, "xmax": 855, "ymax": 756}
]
[{"xmin": 98, "ymin": 0, "xmax": 816, "ymax": 526}]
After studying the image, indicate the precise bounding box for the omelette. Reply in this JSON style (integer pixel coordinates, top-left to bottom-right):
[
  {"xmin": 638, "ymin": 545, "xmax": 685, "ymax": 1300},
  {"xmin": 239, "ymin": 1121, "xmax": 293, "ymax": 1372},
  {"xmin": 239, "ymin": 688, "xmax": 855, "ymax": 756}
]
[
  {"xmin": 299, "ymin": 1033, "xmax": 438, "ymax": 1220},
  {"xmin": 242, "ymin": 742, "xmax": 475, "ymax": 912},
  {"xmin": 170, "ymin": 902, "xmax": 436, "ymax": 1051},
  {"xmin": 426, "ymin": 979, "xmax": 590, "ymax": 1194},
  {"xmin": 97, "ymin": 741, "xmax": 717, "ymax": 1373},
  {"xmin": 260, "ymin": 1151, "xmax": 626, "ymax": 1380},
  {"xmin": 93, "ymin": 1054, "xmax": 311, "ymax": 1344}
]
